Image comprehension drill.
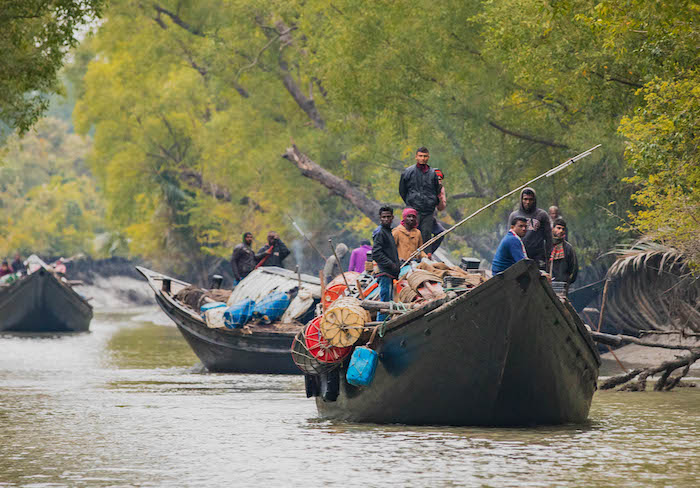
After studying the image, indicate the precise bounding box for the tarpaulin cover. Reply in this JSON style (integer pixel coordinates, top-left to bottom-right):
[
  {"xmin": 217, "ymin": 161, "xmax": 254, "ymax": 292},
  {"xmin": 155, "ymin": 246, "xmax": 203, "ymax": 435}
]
[
  {"xmin": 224, "ymin": 298, "xmax": 256, "ymax": 329},
  {"xmin": 253, "ymin": 291, "xmax": 291, "ymax": 322}
]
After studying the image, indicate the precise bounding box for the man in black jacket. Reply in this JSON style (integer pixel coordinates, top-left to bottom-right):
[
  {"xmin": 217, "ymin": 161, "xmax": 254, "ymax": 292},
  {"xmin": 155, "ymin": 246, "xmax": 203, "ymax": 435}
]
[
  {"xmin": 255, "ymin": 231, "xmax": 290, "ymax": 268},
  {"xmin": 231, "ymin": 232, "xmax": 256, "ymax": 284},
  {"xmin": 550, "ymin": 218, "xmax": 578, "ymax": 286},
  {"xmin": 507, "ymin": 187, "xmax": 552, "ymax": 268},
  {"xmin": 372, "ymin": 206, "xmax": 400, "ymax": 321},
  {"xmin": 399, "ymin": 147, "xmax": 441, "ymax": 246}
]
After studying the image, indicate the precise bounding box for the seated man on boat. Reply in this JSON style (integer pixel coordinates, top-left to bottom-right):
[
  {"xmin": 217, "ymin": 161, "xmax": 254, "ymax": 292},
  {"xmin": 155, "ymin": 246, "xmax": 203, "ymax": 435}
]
[
  {"xmin": 323, "ymin": 242, "xmax": 349, "ymax": 284},
  {"xmin": 492, "ymin": 217, "xmax": 528, "ymax": 274},
  {"xmin": 11, "ymin": 254, "xmax": 25, "ymax": 274},
  {"xmin": 231, "ymin": 232, "xmax": 256, "ymax": 284},
  {"xmin": 255, "ymin": 231, "xmax": 290, "ymax": 268},
  {"xmin": 392, "ymin": 207, "xmax": 427, "ymax": 262},
  {"xmin": 0, "ymin": 261, "xmax": 13, "ymax": 278},
  {"xmin": 348, "ymin": 240, "xmax": 372, "ymax": 273},
  {"xmin": 549, "ymin": 218, "xmax": 578, "ymax": 287},
  {"xmin": 372, "ymin": 206, "xmax": 401, "ymax": 321}
]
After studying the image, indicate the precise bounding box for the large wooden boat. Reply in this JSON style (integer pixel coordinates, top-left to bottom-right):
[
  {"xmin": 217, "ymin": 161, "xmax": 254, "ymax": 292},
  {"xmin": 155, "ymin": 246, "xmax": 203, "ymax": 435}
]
[
  {"xmin": 0, "ymin": 268, "xmax": 93, "ymax": 333},
  {"xmin": 310, "ymin": 259, "xmax": 600, "ymax": 426},
  {"xmin": 137, "ymin": 266, "xmax": 319, "ymax": 374}
]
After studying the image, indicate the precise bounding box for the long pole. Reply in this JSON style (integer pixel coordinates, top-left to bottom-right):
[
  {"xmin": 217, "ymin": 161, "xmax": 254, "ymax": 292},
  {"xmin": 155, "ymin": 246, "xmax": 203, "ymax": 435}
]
[
  {"xmin": 404, "ymin": 144, "xmax": 601, "ymax": 263},
  {"xmin": 285, "ymin": 213, "xmax": 327, "ymax": 260}
]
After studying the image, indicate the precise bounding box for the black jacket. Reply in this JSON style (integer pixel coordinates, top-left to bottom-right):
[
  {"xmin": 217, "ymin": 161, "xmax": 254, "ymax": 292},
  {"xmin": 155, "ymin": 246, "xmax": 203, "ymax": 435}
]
[
  {"xmin": 372, "ymin": 225, "xmax": 400, "ymax": 278},
  {"xmin": 507, "ymin": 187, "xmax": 552, "ymax": 262},
  {"xmin": 551, "ymin": 240, "xmax": 578, "ymax": 284},
  {"xmin": 231, "ymin": 243, "xmax": 256, "ymax": 280},
  {"xmin": 255, "ymin": 240, "xmax": 290, "ymax": 268},
  {"xmin": 399, "ymin": 165, "xmax": 440, "ymax": 214}
]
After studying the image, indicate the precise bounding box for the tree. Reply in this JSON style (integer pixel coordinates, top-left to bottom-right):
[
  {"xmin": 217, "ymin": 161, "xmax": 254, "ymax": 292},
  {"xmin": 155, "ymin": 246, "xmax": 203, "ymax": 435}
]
[{"xmin": 0, "ymin": 0, "xmax": 104, "ymax": 138}]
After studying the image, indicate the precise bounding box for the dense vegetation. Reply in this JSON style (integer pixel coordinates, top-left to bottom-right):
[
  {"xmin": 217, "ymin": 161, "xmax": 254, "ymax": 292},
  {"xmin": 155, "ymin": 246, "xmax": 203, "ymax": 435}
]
[{"xmin": 1, "ymin": 1, "xmax": 697, "ymax": 277}]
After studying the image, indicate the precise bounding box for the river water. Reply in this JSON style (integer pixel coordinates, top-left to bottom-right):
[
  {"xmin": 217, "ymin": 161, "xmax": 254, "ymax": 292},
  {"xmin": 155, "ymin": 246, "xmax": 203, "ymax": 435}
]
[{"xmin": 1, "ymin": 310, "xmax": 698, "ymax": 487}]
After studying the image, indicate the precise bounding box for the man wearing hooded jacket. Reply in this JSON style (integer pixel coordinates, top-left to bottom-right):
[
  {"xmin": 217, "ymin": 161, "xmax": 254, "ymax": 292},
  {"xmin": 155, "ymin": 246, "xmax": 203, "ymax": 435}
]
[
  {"xmin": 507, "ymin": 187, "xmax": 552, "ymax": 268},
  {"xmin": 399, "ymin": 147, "xmax": 441, "ymax": 248}
]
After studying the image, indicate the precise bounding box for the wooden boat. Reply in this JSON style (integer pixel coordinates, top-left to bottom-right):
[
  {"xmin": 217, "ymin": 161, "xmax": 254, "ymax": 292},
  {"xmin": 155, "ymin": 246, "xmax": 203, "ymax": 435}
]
[
  {"xmin": 0, "ymin": 268, "xmax": 93, "ymax": 333},
  {"xmin": 137, "ymin": 266, "xmax": 319, "ymax": 374},
  {"xmin": 310, "ymin": 259, "xmax": 600, "ymax": 426}
]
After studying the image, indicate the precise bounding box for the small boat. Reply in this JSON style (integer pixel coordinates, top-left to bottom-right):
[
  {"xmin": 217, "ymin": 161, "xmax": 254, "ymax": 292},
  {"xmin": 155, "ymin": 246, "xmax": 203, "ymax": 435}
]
[
  {"xmin": 137, "ymin": 266, "xmax": 320, "ymax": 374},
  {"xmin": 308, "ymin": 259, "xmax": 600, "ymax": 426},
  {"xmin": 0, "ymin": 268, "xmax": 93, "ymax": 333}
]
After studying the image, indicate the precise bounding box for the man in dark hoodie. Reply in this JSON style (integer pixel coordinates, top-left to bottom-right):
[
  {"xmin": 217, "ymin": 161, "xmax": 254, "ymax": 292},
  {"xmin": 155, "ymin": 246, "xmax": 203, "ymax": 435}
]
[
  {"xmin": 398, "ymin": 147, "xmax": 441, "ymax": 246},
  {"xmin": 372, "ymin": 206, "xmax": 400, "ymax": 321},
  {"xmin": 507, "ymin": 188, "xmax": 552, "ymax": 268}
]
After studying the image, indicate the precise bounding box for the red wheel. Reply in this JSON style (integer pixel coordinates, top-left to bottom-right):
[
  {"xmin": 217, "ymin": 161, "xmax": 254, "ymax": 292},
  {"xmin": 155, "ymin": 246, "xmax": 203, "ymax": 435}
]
[
  {"xmin": 304, "ymin": 316, "xmax": 352, "ymax": 363},
  {"xmin": 323, "ymin": 284, "xmax": 347, "ymax": 307}
]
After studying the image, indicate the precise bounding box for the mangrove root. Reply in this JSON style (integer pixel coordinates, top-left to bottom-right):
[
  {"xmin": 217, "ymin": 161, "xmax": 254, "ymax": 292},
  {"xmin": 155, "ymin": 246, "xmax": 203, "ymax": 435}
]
[{"xmin": 599, "ymin": 351, "xmax": 700, "ymax": 391}]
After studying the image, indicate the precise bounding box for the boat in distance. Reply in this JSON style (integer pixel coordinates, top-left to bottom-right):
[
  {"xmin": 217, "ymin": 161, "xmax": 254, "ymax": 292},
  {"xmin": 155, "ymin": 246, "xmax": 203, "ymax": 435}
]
[
  {"xmin": 137, "ymin": 266, "xmax": 318, "ymax": 374},
  {"xmin": 310, "ymin": 259, "xmax": 600, "ymax": 426},
  {"xmin": 0, "ymin": 268, "xmax": 93, "ymax": 333}
]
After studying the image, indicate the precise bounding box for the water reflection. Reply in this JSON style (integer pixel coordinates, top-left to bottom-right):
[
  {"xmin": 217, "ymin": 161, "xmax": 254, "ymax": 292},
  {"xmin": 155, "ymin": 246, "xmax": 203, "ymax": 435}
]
[{"xmin": 0, "ymin": 310, "xmax": 698, "ymax": 487}]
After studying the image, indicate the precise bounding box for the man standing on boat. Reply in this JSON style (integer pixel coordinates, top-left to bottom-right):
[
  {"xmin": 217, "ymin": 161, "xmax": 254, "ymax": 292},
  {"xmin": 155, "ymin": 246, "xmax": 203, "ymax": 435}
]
[
  {"xmin": 255, "ymin": 231, "xmax": 290, "ymax": 268},
  {"xmin": 492, "ymin": 217, "xmax": 528, "ymax": 274},
  {"xmin": 392, "ymin": 208, "xmax": 427, "ymax": 262},
  {"xmin": 348, "ymin": 240, "xmax": 372, "ymax": 273},
  {"xmin": 549, "ymin": 218, "xmax": 578, "ymax": 287},
  {"xmin": 507, "ymin": 188, "xmax": 552, "ymax": 269},
  {"xmin": 323, "ymin": 242, "xmax": 349, "ymax": 283},
  {"xmin": 399, "ymin": 147, "xmax": 441, "ymax": 249},
  {"xmin": 372, "ymin": 206, "xmax": 400, "ymax": 321},
  {"xmin": 231, "ymin": 232, "xmax": 256, "ymax": 284}
]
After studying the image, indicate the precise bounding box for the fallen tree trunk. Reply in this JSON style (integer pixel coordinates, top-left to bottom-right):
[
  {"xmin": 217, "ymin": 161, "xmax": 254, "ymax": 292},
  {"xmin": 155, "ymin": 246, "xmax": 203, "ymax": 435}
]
[{"xmin": 591, "ymin": 329, "xmax": 700, "ymax": 391}]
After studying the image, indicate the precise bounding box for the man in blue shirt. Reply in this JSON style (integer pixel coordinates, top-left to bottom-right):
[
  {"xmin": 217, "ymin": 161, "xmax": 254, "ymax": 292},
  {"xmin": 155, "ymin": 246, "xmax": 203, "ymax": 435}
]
[{"xmin": 492, "ymin": 217, "xmax": 528, "ymax": 274}]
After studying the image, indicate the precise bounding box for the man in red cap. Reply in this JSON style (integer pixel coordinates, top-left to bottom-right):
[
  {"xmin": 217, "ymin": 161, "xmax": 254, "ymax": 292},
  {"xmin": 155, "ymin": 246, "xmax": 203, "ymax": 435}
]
[{"xmin": 392, "ymin": 208, "xmax": 427, "ymax": 262}]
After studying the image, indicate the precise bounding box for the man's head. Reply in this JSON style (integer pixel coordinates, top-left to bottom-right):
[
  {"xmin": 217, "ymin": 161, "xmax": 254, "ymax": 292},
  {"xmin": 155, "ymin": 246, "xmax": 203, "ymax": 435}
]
[
  {"xmin": 360, "ymin": 239, "xmax": 370, "ymax": 247},
  {"xmin": 267, "ymin": 231, "xmax": 278, "ymax": 245},
  {"xmin": 379, "ymin": 206, "xmax": 394, "ymax": 228},
  {"xmin": 415, "ymin": 147, "xmax": 430, "ymax": 166},
  {"xmin": 402, "ymin": 208, "xmax": 418, "ymax": 229},
  {"xmin": 14, "ymin": 253, "xmax": 21, "ymax": 260},
  {"xmin": 243, "ymin": 232, "xmax": 253, "ymax": 245},
  {"xmin": 521, "ymin": 189, "xmax": 536, "ymax": 211},
  {"xmin": 552, "ymin": 218, "xmax": 567, "ymax": 239},
  {"xmin": 548, "ymin": 206, "xmax": 560, "ymax": 221},
  {"xmin": 435, "ymin": 168, "xmax": 444, "ymax": 181},
  {"xmin": 1, "ymin": 261, "xmax": 8, "ymax": 270},
  {"xmin": 510, "ymin": 216, "xmax": 528, "ymax": 238}
]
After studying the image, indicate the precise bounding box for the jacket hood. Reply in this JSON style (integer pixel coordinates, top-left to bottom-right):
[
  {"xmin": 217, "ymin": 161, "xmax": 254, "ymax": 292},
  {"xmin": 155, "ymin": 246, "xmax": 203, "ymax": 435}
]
[
  {"xmin": 519, "ymin": 187, "xmax": 537, "ymax": 213},
  {"xmin": 335, "ymin": 243, "xmax": 349, "ymax": 258}
]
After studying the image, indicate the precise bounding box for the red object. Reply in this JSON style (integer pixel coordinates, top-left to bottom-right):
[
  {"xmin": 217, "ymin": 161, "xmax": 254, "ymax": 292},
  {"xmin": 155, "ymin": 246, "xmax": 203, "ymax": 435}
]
[
  {"xmin": 304, "ymin": 317, "xmax": 352, "ymax": 363},
  {"xmin": 323, "ymin": 283, "xmax": 347, "ymax": 307}
]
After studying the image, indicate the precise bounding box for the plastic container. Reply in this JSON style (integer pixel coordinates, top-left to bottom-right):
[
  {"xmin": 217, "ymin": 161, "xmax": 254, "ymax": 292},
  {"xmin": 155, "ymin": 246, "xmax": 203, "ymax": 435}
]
[
  {"xmin": 346, "ymin": 346, "xmax": 378, "ymax": 387},
  {"xmin": 224, "ymin": 299, "xmax": 256, "ymax": 328},
  {"xmin": 200, "ymin": 301, "xmax": 227, "ymax": 318},
  {"xmin": 253, "ymin": 291, "xmax": 291, "ymax": 322}
]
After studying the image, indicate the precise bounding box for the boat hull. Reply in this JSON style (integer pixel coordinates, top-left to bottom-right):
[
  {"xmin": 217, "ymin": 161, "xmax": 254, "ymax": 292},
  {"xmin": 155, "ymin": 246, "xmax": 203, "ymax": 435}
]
[
  {"xmin": 138, "ymin": 266, "xmax": 301, "ymax": 374},
  {"xmin": 315, "ymin": 260, "xmax": 599, "ymax": 426},
  {"xmin": 0, "ymin": 269, "xmax": 93, "ymax": 333},
  {"xmin": 155, "ymin": 291, "xmax": 300, "ymax": 374}
]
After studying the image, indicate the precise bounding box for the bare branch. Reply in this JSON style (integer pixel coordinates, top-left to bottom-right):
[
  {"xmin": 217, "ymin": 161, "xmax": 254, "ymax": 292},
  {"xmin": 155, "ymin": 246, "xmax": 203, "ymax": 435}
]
[{"xmin": 487, "ymin": 121, "xmax": 569, "ymax": 149}]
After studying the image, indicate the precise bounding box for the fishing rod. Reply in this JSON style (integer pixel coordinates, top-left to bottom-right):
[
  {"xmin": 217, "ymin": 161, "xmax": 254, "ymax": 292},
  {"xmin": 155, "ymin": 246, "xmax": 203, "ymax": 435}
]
[
  {"xmin": 404, "ymin": 144, "xmax": 602, "ymax": 263},
  {"xmin": 285, "ymin": 213, "xmax": 327, "ymax": 260}
]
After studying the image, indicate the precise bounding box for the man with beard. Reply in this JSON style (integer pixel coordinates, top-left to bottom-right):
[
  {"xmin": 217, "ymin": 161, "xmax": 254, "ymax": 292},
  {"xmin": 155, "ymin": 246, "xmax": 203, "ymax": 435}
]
[
  {"xmin": 507, "ymin": 188, "xmax": 552, "ymax": 269},
  {"xmin": 399, "ymin": 147, "xmax": 441, "ymax": 247},
  {"xmin": 231, "ymin": 232, "xmax": 256, "ymax": 284},
  {"xmin": 549, "ymin": 218, "xmax": 578, "ymax": 287}
]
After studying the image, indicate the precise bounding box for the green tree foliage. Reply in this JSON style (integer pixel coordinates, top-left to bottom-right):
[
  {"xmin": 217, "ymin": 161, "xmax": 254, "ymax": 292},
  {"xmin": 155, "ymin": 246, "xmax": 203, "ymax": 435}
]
[
  {"xmin": 0, "ymin": 0, "xmax": 104, "ymax": 138},
  {"xmin": 72, "ymin": 0, "xmax": 698, "ymax": 273},
  {"xmin": 620, "ymin": 72, "xmax": 700, "ymax": 264},
  {"xmin": 0, "ymin": 117, "xmax": 104, "ymax": 256}
]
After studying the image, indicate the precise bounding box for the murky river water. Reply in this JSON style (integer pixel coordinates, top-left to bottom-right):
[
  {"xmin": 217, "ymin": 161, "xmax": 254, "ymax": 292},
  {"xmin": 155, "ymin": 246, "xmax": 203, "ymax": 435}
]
[{"xmin": 1, "ymin": 310, "xmax": 698, "ymax": 487}]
